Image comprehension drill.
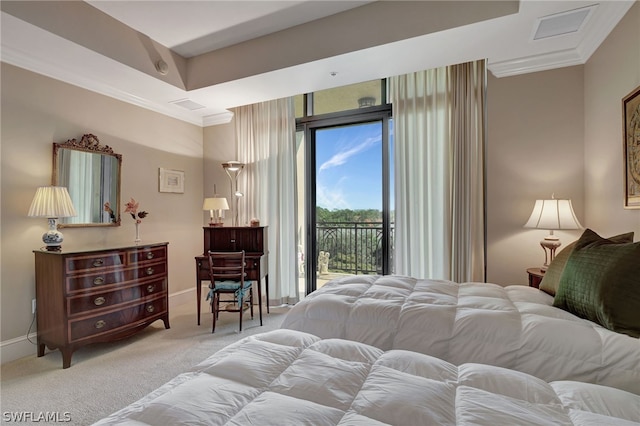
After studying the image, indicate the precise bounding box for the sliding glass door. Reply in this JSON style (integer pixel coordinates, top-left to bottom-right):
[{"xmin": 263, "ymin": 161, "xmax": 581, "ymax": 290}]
[{"xmin": 297, "ymin": 109, "xmax": 393, "ymax": 294}]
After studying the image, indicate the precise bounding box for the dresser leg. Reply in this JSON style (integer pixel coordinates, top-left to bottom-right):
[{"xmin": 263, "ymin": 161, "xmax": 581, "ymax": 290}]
[
  {"xmin": 61, "ymin": 349, "xmax": 73, "ymax": 369},
  {"xmin": 162, "ymin": 315, "xmax": 171, "ymax": 329},
  {"xmin": 37, "ymin": 343, "xmax": 45, "ymax": 357}
]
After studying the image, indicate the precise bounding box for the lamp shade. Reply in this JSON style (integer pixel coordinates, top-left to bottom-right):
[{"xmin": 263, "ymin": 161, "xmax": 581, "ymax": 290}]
[
  {"xmin": 222, "ymin": 161, "xmax": 244, "ymax": 172},
  {"xmin": 524, "ymin": 198, "xmax": 582, "ymax": 230},
  {"xmin": 27, "ymin": 186, "xmax": 77, "ymax": 218},
  {"xmin": 203, "ymin": 197, "xmax": 229, "ymax": 211}
]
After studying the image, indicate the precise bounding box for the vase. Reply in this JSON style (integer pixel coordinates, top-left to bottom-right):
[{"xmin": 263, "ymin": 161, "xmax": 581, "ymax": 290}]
[{"xmin": 135, "ymin": 222, "xmax": 141, "ymax": 245}]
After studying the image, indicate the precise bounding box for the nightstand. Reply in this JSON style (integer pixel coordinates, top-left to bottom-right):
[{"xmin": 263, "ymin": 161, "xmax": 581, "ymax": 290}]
[{"xmin": 526, "ymin": 267, "xmax": 545, "ymax": 289}]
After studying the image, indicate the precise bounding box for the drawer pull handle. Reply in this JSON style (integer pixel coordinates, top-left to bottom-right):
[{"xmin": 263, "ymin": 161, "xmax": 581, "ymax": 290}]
[
  {"xmin": 147, "ymin": 284, "xmax": 156, "ymax": 293},
  {"xmin": 230, "ymin": 239, "xmax": 236, "ymax": 243},
  {"xmin": 146, "ymin": 251, "xmax": 154, "ymax": 259},
  {"xmin": 146, "ymin": 304, "xmax": 155, "ymax": 313},
  {"xmin": 95, "ymin": 320, "xmax": 106, "ymax": 329},
  {"xmin": 94, "ymin": 296, "xmax": 106, "ymax": 306},
  {"xmin": 92, "ymin": 258, "xmax": 104, "ymax": 267},
  {"xmin": 146, "ymin": 267, "xmax": 154, "ymax": 275},
  {"xmin": 93, "ymin": 277, "xmax": 105, "ymax": 286}
]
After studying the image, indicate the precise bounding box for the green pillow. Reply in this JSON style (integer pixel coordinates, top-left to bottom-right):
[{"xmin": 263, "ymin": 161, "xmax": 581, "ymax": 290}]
[
  {"xmin": 553, "ymin": 229, "xmax": 640, "ymax": 338},
  {"xmin": 539, "ymin": 231, "xmax": 634, "ymax": 296}
]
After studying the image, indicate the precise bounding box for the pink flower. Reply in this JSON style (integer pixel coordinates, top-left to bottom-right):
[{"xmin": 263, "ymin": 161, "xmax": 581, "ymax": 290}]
[
  {"xmin": 124, "ymin": 198, "xmax": 148, "ymax": 222},
  {"xmin": 103, "ymin": 202, "xmax": 116, "ymax": 223},
  {"xmin": 124, "ymin": 198, "xmax": 139, "ymax": 215}
]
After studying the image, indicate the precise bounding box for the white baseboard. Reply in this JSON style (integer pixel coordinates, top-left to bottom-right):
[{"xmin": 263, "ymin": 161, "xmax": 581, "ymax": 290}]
[{"xmin": 0, "ymin": 288, "xmax": 196, "ymax": 365}]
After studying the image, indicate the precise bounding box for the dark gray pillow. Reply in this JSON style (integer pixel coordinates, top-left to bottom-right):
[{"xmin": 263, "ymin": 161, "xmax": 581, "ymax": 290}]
[
  {"xmin": 539, "ymin": 231, "xmax": 634, "ymax": 296},
  {"xmin": 553, "ymin": 229, "xmax": 640, "ymax": 338}
]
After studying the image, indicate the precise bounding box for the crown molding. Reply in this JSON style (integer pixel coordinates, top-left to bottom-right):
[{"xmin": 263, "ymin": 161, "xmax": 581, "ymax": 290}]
[
  {"xmin": 1, "ymin": 44, "xmax": 204, "ymax": 127},
  {"xmin": 1, "ymin": 12, "xmax": 205, "ymax": 127},
  {"xmin": 488, "ymin": 48, "xmax": 584, "ymax": 78},
  {"xmin": 489, "ymin": 1, "xmax": 633, "ymax": 78},
  {"xmin": 203, "ymin": 111, "xmax": 234, "ymax": 127}
]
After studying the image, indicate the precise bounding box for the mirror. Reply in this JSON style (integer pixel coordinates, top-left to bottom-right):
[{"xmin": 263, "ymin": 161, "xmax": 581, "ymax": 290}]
[{"xmin": 52, "ymin": 134, "xmax": 122, "ymax": 227}]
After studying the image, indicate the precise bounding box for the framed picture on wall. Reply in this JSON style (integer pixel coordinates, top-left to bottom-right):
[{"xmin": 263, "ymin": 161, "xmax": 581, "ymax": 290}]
[
  {"xmin": 623, "ymin": 85, "xmax": 640, "ymax": 209},
  {"xmin": 159, "ymin": 168, "xmax": 185, "ymax": 193}
]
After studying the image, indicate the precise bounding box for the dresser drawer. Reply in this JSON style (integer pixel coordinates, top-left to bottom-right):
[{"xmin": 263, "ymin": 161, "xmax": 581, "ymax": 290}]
[
  {"xmin": 69, "ymin": 296, "xmax": 168, "ymax": 342},
  {"xmin": 66, "ymin": 261, "xmax": 167, "ymax": 293},
  {"xmin": 65, "ymin": 252, "xmax": 126, "ymax": 273},
  {"xmin": 128, "ymin": 246, "xmax": 167, "ymax": 264},
  {"xmin": 67, "ymin": 278, "xmax": 167, "ymax": 316}
]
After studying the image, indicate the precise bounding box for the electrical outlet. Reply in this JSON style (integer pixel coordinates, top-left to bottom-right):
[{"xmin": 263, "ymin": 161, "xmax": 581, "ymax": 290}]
[{"xmin": 32, "ymin": 299, "xmax": 37, "ymax": 314}]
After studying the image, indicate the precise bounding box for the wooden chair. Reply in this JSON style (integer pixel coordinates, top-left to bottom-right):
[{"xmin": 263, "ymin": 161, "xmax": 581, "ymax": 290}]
[{"xmin": 206, "ymin": 251, "xmax": 257, "ymax": 333}]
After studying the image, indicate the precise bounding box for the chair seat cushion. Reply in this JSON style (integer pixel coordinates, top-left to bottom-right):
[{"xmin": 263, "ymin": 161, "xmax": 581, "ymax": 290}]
[
  {"xmin": 207, "ymin": 281, "xmax": 253, "ymax": 304},
  {"xmin": 209, "ymin": 280, "xmax": 253, "ymax": 291}
]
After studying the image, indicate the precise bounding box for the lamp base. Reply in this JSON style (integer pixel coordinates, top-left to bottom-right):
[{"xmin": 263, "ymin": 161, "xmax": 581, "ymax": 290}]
[
  {"xmin": 42, "ymin": 218, "xmax": 64, "ymax": 251},
  {"xmin": 209, "ymin": 222, "xmax": 224, "ymax": 227},
  {"xmin": 539, "ymin": 235, "xmax": 562, "ymax": 270}
]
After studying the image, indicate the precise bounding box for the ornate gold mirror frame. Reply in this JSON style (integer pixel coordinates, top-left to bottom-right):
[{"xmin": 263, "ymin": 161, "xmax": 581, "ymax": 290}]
[{"xmin": 52, "ymin": 134, "xmax": 122, "ymax": 227}]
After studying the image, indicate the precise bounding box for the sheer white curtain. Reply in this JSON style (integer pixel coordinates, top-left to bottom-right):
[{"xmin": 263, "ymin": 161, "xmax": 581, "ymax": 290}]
[
  {"xmin": 389, "ymin": 60, "xmax": 486, "ymax": 282},
  {"xmin": 233, "ymin": 97, "xmax": 299, "ymax": 305},
  {"xmin": 65, "ymin": 150, "xmax": 93, "ymax": 224}
]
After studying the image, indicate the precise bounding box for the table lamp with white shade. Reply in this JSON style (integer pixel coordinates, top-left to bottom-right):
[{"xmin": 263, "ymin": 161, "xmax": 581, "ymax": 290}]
[
  {"xmin": 524, "ymin": 195, "xmax": 582, "ymax": 270},
  {"xmin": 203, "ymin": 196, "xmax": 229, "ymax": 227},
  {"xmin": 28, "ymin": 186, "xmax": 77, "ymax": 251}
]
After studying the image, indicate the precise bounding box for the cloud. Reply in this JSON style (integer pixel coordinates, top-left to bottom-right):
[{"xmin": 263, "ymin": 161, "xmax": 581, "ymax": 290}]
[
  {"xmin": 318, "ymin": 135, "xmax": 380, "ymax": 172},
  {"xmin": 316, "ymin": 179, "xmax": 350, "ymax": 210}
]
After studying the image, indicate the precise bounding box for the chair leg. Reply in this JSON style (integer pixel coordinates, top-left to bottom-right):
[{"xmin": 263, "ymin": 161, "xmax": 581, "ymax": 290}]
[
  {"xmin": 211, "ymin": 292, "xmax": 218, "ymax": 333},
  {"xmin": 238, "ymin": 298, "xmax": 243, "ymax": 332},
  {"xmin": 250, "ymin": 287, "xmax": 254, "ymax": 319}
]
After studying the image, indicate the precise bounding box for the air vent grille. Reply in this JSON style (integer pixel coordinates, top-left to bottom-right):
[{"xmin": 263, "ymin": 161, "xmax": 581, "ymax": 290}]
[
  {"xmin": 533, "ymin": 5, "xmax": 596, "ymax": 40},
  {"xmin": 170, "ymin": 99, "xmax": 206, "ymax": 111}
]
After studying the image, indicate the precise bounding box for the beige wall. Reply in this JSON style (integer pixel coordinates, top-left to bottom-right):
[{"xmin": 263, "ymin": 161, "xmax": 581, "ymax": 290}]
[
  {"xmin": 584, "ymin": 2, "xmax": 640, "ymax": 236},
  {"xmin": 203, "ymin": 122, "xmax": 237, "ymax": 225},
  {"xmin": 1, "ymin": 64, "xmax": 204, "ymax": 361},
  {"xmin": 486, "ymin": 2, "xmax": 640, "ymax": 285},
  {"xmin": 486, "ymin": 66, "xmax": 585, "ymax": 285}
]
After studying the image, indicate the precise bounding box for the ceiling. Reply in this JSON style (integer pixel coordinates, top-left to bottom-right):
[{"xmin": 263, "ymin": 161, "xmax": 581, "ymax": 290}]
[{"xmin": 1, "ymin": 1, "xmax": 635, "ymax": 127}]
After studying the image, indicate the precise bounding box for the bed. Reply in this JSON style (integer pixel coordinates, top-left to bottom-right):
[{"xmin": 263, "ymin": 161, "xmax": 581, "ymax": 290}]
[
  {"xmin": 281, "ymin": 229, "xmax": 640, "ymax": 394},
  {"xmin": 94, "ymin": 329, "xmax": 640, "ymax": 425},
  {"xmin": 280, "ymin": 275, "xmax": 640, "ymax": 394}
]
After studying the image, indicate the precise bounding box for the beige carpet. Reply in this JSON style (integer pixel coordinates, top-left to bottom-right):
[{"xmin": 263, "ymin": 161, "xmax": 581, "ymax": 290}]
[{"xmin": 1, "ymin": 301, "xmax": 290, "ymax": 425}]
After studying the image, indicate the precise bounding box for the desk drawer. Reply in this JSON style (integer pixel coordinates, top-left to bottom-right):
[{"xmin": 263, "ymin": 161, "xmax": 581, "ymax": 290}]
[
  {"xmin": 66, "ymin": 261, "xmax": 167, "ymax": 293},
  {"xmin": 68, "ymin": 278, "xmax": 167, "ymax": 315},
  {"xmin": 69, "ymin": 296, "xmax": 167, "ymax": 342},
  {"xmin": 197, "ymin": 257, "xmax": 260, "ymax": 280}
]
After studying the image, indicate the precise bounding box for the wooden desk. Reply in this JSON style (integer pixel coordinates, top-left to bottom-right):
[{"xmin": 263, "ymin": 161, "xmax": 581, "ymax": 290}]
[{"xmin": 195, "ymin": 226, "xmax": 268, "ymax": 326}]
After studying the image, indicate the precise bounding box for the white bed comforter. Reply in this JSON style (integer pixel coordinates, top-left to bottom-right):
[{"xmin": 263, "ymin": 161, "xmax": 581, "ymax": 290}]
[
  {"xmin": 281, "ymin": 275, "xmax": 640, "ymax": 394},
  {"xmin": 94, "ymin": 329, "xmax": 640, "ymax": 425}
]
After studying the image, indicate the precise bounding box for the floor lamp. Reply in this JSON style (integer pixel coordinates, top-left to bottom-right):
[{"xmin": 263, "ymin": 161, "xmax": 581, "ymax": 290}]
[{"xmin": 222, "ymin": 161, "xmax": 245, "ymax": 226}]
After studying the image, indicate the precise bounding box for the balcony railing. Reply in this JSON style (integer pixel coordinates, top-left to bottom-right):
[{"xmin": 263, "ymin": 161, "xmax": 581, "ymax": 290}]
[{"xmin": 316, "ymin": 221, "xmax": 394, "ymax": 275}]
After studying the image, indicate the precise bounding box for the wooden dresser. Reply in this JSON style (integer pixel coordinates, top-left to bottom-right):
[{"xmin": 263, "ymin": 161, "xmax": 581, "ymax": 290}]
[
  {"xmin": 34, "ymin": 242, "xmax": 170, "ymax": 368},
  {"xmin": 195, "ymin": 226, "xmax": 268, "ymax": 325}
]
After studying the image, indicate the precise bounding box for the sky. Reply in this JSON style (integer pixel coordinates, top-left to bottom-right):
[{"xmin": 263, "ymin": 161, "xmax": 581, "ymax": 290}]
[{"xmin": 315, "ymin": 121, "xmax": 393, "ymax": 211}]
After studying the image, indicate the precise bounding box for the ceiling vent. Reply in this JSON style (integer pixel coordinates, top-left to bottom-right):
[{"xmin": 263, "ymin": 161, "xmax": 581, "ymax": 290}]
[
  {"xmin": 532, "ymin": 4, "xmax": 597, "ymax": 40},
  {"xmin": 170, "ymin": 99, "xmax": 206, "ymax": 111}
]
